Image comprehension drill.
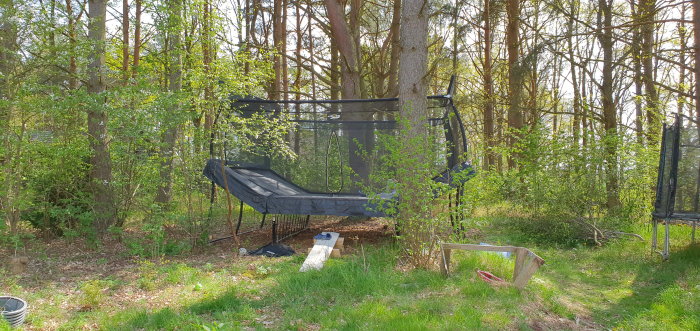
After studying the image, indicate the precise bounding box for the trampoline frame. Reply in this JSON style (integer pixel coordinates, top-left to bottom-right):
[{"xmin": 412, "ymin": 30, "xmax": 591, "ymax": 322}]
[
  {"xmin": 652, "ymin": 114, "xmax": 699, "ymax": 259},
  {"xmin": 207, "ymin": 76, "xmax": 471, "ymax": 244}
]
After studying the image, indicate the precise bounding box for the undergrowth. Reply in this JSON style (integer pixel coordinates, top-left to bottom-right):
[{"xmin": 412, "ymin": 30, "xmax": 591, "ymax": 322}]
[{"xmin": 2, "ymin": 215, "xmax": 699, "ymax": 330}]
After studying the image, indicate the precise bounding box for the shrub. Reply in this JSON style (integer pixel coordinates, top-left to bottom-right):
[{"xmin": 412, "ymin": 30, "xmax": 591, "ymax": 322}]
[{"xmin": 79, "ymin": 279, "xmax": 112, "ymax": 310}]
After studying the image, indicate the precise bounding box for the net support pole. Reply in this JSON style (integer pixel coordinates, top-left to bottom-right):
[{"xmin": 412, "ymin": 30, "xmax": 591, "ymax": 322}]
[
  {"xmin": 652, "ymin": 219, "xmax": 658, "ymax": 253},
  {"xmin": 663, "ymin": 220, "xmax": 671, "ymax": 260},
  {"xmin": 235, "ymin": 200, "xmax": 244, "ymax": 234},
  {"xmin": 272, "ymin": 216, "xmax": 278, "ymax": 243},
  {"xmin": 260, "ymin": 213, "xmax": 267, "ymax": 229}
]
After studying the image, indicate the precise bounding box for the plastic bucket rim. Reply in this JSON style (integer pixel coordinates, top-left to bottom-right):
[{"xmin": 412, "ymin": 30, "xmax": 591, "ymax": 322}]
[{"xmin": 0, "ymin": 296, "xmax": 27, "ymax": 312}]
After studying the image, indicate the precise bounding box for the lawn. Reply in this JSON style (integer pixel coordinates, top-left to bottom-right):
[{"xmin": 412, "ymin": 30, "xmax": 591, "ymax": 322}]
[{"xmin": 1, "ymin": 216, "xmax": 699, "ymax": 330}]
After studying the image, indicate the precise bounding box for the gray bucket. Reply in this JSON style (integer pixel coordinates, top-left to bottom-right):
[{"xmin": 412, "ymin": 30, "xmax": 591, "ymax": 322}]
[{"xmin": 0, "ymin": 296, "xmax": 28, "ymax": 328}]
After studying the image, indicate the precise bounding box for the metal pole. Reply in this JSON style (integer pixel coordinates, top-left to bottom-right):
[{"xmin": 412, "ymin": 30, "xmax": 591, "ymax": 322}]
[
  {"xmin": 272, "ymin": 216, "xmax": 278, "ymax": 243},
  {"xmin": 664, "ymin": 221, "xmax": 671, "ymax": 260},
  {"xmin": 235, "ymin": 200, "xmax": 244, "ymax": 234},
  {"xmin": 259, "ymin": 213, "xmax": 267, "ymax": 229},
  {"xmin": 652, "ymin": 218, "xmax": 658, "ymax": 253}
]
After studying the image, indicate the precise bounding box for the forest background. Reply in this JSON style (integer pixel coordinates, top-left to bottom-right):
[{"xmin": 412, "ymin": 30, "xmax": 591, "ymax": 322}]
[{"xmin": 0, "ymin": 0, "xmax": 692, "ymax": 254}]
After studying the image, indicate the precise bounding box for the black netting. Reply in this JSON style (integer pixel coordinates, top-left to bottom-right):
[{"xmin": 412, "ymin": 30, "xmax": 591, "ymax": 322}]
[
  {"xmin": 673, "ymin": 116, "xmax": 700, "ymax": 216},
  {"xmin": 218, "ymin": 96, "xmax": 466, "ymax": 195},
  {"xmin": 654, "ymin": 115, "xmax": 700, "ymax": 219}
]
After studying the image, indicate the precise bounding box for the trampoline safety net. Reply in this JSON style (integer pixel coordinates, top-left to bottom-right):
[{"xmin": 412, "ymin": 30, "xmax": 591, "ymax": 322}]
[
  {"xmin": 220, "ymin": 96, "xmax": 468, "ymax": 196},
  {"xmin": 205, "ymin": 80, "xmax": 471, "ymax": 243},
  {"xmin": 654, "ymin": 114, "xmax": 700, "ymax": 219}
]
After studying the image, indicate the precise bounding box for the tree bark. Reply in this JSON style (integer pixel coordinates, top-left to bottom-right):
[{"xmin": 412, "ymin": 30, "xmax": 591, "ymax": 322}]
[
  {"xmin": 202, "ymin": 0, "xmax": 214, "ymax": 133},
  {"xmin": 598, "ymin": 0, "xmax": 620, "ymax": 209},
  {"xmin": 271, "ymin": 0, "xmax": 284, "ymax": 99},
  {"xmin": 325, "ymin": 0, "xmax": 370, "ymax": 182},
  {"xmin": 694, "ymin": 0, "xmax": 700, "ymax": 127},
  {"xmin": 483, "ymin": 0, "xmax": 495, "ymax": 169},
  {"xmin": 87, "ymin": 0, "xmax": 117, "ymax": 235},
  {"xmin": 506, "ymin": 0, "xmax": 523, "ymax": 169},
  {"xmin": 0, "ymin": 0, "xmax": 19, "ymax": 235},
  {"xmin": 387, "ymin": 0, "xmax": 401, "ymax": 97},
  {"xmin": 122, "ymin": 0, "xmax": 129, "ymax": 83},
  {"xmin": 324, "ymin": 0, "xmax": 362, "ymax": 100},
  {"xmin": 566, "ymin": 0, "xmax": 581, "ymax": 147},
  {"xmin": 398, "ymin": 0, "xmax": 431, "ymax": 267},
  {"xmin": 155, "ymin": 0, "xmax": 182, "ymax": 206},
  {"xmin": 132, "ymin": 0, "xmax": 141, "ymax": 77},
  {"xmin": 679, "ymin": 2, "xmax": 688, "ymax": 117},
  {"xmin": 66, "ymin": 0, "xmax": 78, "ymax": 89},
  {"xmin": 630, "ymin": 0, "xmax": 644, "ymax": 144},
  {"xmin": 640, "ymin": 0, "xmax": 660, "ymax": 145}
]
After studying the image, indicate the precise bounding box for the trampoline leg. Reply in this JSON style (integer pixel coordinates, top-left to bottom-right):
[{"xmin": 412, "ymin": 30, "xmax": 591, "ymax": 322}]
[
  {"xmin": 652, "ymin": 219, "xmax": 658, "ymax": 253},
  {"xmin": 693, "ymin": 220, "xmax": 697, "ymax": 244},
  {"xmin": 272, "ymin": 216, "xmax": 278, "ymax": 243},
  {"xmin": 235, "ymin": 201, "xmax": 244, "ymax": 235},
  {"xmin": 663, "ymin": 221, "xmax": 670, "ymax": 260},
  {"xmin": 260, "ymin": 213, "xmax": 267, "ymax": 229}
]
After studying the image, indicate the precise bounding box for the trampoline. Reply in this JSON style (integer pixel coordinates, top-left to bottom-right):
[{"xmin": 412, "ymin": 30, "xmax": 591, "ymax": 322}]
[
  {"xmin": 204, "ymin": 76, "xmax": 474, "ymax": 243},
  {"xmin": 652, "ymin": 114, "xmax": 699, "ymax": 259}
]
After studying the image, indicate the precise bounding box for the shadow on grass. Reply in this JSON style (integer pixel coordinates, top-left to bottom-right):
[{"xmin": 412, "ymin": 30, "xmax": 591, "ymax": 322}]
[
  {"xmin": 103, "ymin": 288, "xmax": 252, "ymax": 330},
  {"xmin": 591, "ymin": 243, "xmax": 700, "ymax": 329},
  {"xmin": 100, "ymin": 244, "xmax": 524, "ymax": 330}
]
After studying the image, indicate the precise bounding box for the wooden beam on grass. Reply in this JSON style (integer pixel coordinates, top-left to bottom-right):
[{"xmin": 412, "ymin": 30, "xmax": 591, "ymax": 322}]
[
  {"xmin": 300, "ymin": 232, "xmax": 340, "ymax": 272},
  {"xmin": 440, "ymin": 242, "xmax": 545, "ymax": 289}
]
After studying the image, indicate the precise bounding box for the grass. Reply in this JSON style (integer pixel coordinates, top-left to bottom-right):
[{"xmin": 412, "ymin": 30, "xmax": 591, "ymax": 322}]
[{"xmin": 2, "ymin": 216, "xmax": 700, "ymax": 330}]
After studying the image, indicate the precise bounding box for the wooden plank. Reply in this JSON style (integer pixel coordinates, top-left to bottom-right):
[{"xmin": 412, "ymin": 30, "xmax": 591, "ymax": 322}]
[
  {"xmin": 512, "ymin": 248, "xmax": 527, "ymax": 281},
  {"xmin": 440, "ymin": 242, "xmax": 544, "ymax": 289},
  {"xmin": 300, "ymin": 232, "xmax": 340, "ymax": 272},
  {"xmin": 307, "ymin": 247, "xmax": 342, "ymax": 258},
  {"xmin": 440, "ymin": 244, "xmax": 452, "ymax": 276},
  {"xmin": 441, "ymin": 243, "xmax": 519, "ymax": 253},
  {"xmin": 334, "ymin": 237, "xmax": 345, "ymax": 251},
  {"xmin": 513, "ymin": 252, "xmax": 545, "ymax": 289}
]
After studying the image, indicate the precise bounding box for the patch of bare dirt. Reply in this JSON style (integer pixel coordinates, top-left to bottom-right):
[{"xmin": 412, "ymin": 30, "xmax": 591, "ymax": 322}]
[
  {"xmin": 522, "ymin": 300, "xmax": 603, "ymax": 331},
  {"xmin": 208, "ymin": 216, "xmax": 396, "ymax": 254}
]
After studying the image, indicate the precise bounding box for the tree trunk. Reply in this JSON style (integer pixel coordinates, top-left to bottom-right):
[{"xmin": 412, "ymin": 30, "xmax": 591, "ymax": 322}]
[
  {"xmin": 640, "ymin": 0, "xmax": 660, "ymax": 145},
  {"xmin": 87, "ymin": 0, "xmax": 117, "ymax": 235},
  {"xmin": 387, "ymin": 0, "xmax": 401, "ymax": 97},
  {"xmin": 122, "ymin": 0, "xmax": 129, "ymax": 83},
  {"xmin": 66, "ymin": 0, "xmax": 78, "ymax": 89},
  {"xmin": 271, "ymin": 0, "xmax": 284, "ymax": 99},
  {"xmin": 155, "ymin": 0, "xmax": 182, "ymax": 206},
  {"xmin": 293, "ymin": 3, "xmax": 302, "ymax": 153},
  {"xmin": 325, "ymin": 0, "xmax": 370, "ymax": 183},
  {"xmin": 132, "ymin": 0, "xmax": 141, "ymax": 77},
  {"xmin": 325, "ymin": 0, "xmax": 362, "ymax": 100},
  {"xmin": 0, "ymin": 0, "xmax": 19, "ymax": 235},
  {"xmin": 679, "ymin": 2, "xmax": 688, "ymax": 117},
  {"xmin": 202, "ymin": 0, "xmax": 214, "ymax": 134},
  {"xmin": 630, "ymin": 0, "xmax": 644, "ymax": 144},
  {"xmin": 282, "ymin": 1, "xmax": 288, "ymax": 101},
  {"xmin": 330, "ymin": 38, "xmax": 340, "ymax": 100},
  {"xmin": 566, "ymin": 0, "xmax": 581, "ymax": 147},
  {"xmin": 307, "ymin": 0, "xmax": 317, "ymax": 99},
  {"xmin": 598, "ymin": 0, "xmax": 620, "ymax": 209},
  {"xmin": 398, "ymin": 0, "xmax": 431, "ymax": 267},
  {"xmin": 506, "ymin": 0, "xmax": 523, "ymax": 169},
  {"xmin": 694, "ymin": 0, "xmax": 700, "ymax": 127},
  {"xmin": 483, "ymin": 0, "xmax": 495, "ymax": 169}
]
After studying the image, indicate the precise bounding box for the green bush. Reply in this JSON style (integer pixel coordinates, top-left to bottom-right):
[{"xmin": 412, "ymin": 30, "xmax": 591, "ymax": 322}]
[
  {"xmin": 460, "ymin": 125, "xmax": 657, "ymax": 245},
  {"xmin": 79, "ymin": 279, "xmax": 113, "ymax": 310}
]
